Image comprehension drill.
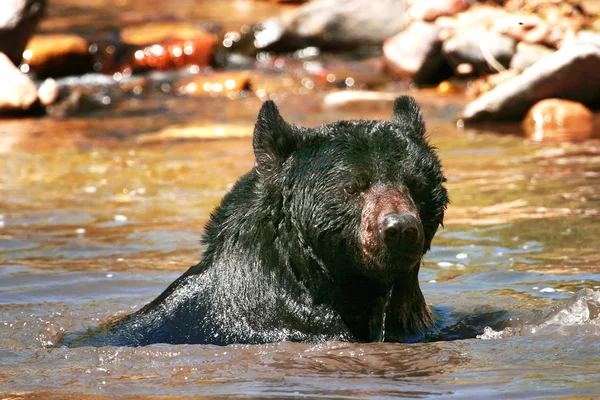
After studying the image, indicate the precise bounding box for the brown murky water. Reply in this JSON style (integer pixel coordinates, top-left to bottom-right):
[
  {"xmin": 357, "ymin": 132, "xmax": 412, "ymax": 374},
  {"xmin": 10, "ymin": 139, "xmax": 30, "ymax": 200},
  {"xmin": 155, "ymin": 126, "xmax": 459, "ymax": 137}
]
[{"xmin": 2, "ymin": 1, "xmax": 600, "ymax": 399}]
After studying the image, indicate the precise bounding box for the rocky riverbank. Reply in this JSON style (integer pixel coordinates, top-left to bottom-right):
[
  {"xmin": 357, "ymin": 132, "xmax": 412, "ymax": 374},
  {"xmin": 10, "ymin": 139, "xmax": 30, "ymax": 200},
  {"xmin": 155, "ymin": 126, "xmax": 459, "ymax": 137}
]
[{"xmin": 1, "ymin": 0, "xmax": 599, "ymax": 140}]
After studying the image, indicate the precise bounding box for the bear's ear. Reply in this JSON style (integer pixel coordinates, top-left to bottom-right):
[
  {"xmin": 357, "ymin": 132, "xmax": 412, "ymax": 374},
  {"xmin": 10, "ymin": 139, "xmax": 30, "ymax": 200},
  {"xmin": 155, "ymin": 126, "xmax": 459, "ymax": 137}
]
[
  {"xmin": 253, "ymin": 100, "xmax": 297, "ymax": 174},
  {"xmin": 391, "ymin": 96, "xmax": 425, "ymax": 137}
]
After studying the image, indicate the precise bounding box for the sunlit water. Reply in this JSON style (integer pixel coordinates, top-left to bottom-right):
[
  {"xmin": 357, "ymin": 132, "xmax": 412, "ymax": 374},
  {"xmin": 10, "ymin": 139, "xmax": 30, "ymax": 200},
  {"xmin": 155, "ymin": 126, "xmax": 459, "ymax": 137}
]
[{"xmin": 2, "ymin": 1, "xmax": 600, "ymax": 398}]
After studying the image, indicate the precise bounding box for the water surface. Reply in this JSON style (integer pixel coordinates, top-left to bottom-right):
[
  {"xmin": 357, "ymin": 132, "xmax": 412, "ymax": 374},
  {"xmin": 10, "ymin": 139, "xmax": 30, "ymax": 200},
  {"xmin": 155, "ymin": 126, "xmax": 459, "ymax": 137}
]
[{"xmin": 1, "ymin": 1, "xmax": 600, "ymax": 398}]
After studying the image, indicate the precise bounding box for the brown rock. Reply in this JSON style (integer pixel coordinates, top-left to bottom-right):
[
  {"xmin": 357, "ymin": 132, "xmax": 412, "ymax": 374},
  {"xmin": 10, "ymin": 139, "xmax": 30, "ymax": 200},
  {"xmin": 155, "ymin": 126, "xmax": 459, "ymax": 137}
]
[
  {"xmin": 409, "ymin": 0, "xmax": 469, "ymax": 22},
  {"xmin": 0, "ymin": 52, "xmax": 38, "ymax": 113},
  {"xmin": 523, "ymin": 98, "xmax": 594, "ymax": 141},
  {"xmin": 462, "ymin": 44, "xmax": 600, "ymax": 121},
  {"xmin": 22, "ymin": 34, "xmax": 92, "ymax": 78},
  {"xmin": 0, "ymin": 0, "xmax": 46, "ymax": 65},
  {"xmin": 120, "ymin": 23, "xmax": 217, "ymax": 73},
  {"xmin": 121, "ymin": 22, "xmax": 215, "ymax": 46},
  {"xmin": 383, "ymin": 21, "xmax": 444, "ymax": 84}
]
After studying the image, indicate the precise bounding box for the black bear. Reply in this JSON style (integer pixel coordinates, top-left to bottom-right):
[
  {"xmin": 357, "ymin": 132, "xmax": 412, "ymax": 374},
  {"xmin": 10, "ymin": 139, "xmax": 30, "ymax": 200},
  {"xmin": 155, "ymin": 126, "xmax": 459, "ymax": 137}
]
[{"xmin": 69, "ymin": 96, "xmax": 448, "ymax": 347}]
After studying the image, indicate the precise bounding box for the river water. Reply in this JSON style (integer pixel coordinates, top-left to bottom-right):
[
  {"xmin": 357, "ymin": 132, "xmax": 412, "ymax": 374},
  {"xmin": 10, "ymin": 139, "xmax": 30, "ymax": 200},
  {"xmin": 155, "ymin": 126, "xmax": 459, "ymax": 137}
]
[{"xmin": 2, "ymin": 1, "xmax": 600, "ymax": 399}]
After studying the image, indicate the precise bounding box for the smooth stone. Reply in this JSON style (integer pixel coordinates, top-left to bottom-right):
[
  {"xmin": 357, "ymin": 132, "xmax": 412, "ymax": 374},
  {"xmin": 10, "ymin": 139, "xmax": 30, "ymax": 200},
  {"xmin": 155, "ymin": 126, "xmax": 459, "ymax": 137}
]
[
  {"xmin": 462, "ymin": 44, "xmax": 600, "ymax": 121},
  {"xmin": 442, "ymin": 29, "xmax": 516, "ymax": 75},
  {"xmin": 0, "ymin": 52, "xmax": 38, "ymax": 113},
  {"xmin": 509, "ymin": 42, "xmax": 554, "ymax": 72},
  {"xmin": 241, "ymin": 0, "xmax": 408, "ymax": 52},
  {"xmin": 523, "ymin": 98, "xmax": 594, "ymax": 141},
  {"xmin": 383, "ymin": 21, "xmax": 444, "ymax": 84}
]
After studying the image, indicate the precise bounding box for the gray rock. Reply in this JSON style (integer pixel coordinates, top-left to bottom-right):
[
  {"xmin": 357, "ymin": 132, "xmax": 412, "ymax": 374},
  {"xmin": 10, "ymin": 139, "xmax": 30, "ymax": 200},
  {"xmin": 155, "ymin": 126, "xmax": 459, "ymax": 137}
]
[
  {"xmin": 442, "ymin": 30, "xmax": 516, "ymax": 74},
  {"xmin": 462, "ymin": 44, "xmax": 600, "ymax": 121},
  {"xmin": 509, "ymin": 42, "xmax": 554, "ymax": 72},
  {"xmin": 240, "ymin": 0, "xmax": 408, "ymax": 53},
  {"xmin": 568, "ymin": 30, "xmax": 600, "ymax": 48},
  {"xmin": 0, "ymin": 0, "xmax": 46, "ymax": 65},
  {"xmin": 383, "ymin": 21, "xmax": 444, "ymax": 84}
]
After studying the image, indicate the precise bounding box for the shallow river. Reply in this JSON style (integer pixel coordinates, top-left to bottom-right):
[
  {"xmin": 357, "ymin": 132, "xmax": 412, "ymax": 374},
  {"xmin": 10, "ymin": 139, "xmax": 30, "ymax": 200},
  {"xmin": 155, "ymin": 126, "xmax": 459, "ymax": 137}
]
[{"xmin": 2, "ymin": 1, "xmax": 600, "ymax": 399}]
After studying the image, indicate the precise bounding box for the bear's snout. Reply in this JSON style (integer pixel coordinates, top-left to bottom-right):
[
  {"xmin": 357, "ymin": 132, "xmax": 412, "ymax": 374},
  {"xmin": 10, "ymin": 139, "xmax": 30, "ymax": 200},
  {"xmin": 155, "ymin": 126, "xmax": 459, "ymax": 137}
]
[
  {"xmin": 360, "ymin": 187, "xmax": 425, "ymax": 271},
  {"xmin": 381, "ymin": 213, "xmax": 421, "ymax": 247}
]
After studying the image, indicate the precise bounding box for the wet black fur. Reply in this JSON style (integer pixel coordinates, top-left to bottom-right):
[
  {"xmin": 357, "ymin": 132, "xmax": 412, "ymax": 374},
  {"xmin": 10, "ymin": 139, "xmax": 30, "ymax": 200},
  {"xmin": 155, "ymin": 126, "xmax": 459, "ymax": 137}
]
[{"xmin": 69, "ymin": 96, "xmax": 448, "ymax": 347}]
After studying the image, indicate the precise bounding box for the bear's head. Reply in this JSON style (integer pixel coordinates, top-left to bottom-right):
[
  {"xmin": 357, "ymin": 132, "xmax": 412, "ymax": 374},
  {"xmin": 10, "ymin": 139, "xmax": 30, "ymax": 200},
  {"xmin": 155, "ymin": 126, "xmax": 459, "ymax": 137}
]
[{"xmin": 253, "ymin": 97, "xmax": 448, "ymax": 291}]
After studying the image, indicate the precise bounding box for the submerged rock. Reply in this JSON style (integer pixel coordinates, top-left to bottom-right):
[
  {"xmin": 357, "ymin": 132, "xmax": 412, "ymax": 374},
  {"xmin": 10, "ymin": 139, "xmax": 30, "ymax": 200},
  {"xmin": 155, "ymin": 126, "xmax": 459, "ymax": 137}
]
[
  {"xmin": 233, "ymin": 0, "xmax": 408, "ymax": 53},
  {"xmin": 0, "ymin": 52, "xmax": 38, "ymax": 113},
  {"xmin": 462, "ymin": 44, "xmax": 600, "ymax": 121},
  {"xmin": 383, "ymin": 21, "xmax": 446, "ymax": 84},
  {"xmin": 523, "ymin": 98, "xmax": 594, "ymax": 141},
  {"xmin": 0, "ymin": 0, "xmax": 46, "ymax": 65}
]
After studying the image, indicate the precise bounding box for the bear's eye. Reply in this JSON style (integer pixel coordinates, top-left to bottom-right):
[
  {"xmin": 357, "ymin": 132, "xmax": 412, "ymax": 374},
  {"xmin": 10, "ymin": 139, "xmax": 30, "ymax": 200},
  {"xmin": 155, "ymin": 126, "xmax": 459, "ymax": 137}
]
[{"xmin": 344, "ymin": 184, "xmax": 359, "ymax": 195}]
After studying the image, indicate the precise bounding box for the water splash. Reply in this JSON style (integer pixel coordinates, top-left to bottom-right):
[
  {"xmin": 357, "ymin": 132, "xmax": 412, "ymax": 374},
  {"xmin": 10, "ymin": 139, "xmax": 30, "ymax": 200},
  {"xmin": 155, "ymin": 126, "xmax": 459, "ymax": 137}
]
[{"xmin": 478, "ymin": 289, "xmax": 600, "ymax": 340}]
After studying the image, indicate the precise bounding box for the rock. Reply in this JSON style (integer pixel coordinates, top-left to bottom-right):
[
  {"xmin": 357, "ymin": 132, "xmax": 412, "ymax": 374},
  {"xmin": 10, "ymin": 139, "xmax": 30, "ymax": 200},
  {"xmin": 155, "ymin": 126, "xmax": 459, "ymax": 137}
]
[
  {"xmin": 234, "ymin": 0, "xmax": 408, "ymax": 53},
  {"xmin": 0, "ymin": 0, "xmax": 46, "ymax": 65},
  {"xmin": 509, "ymin": 42, "xmax": 554, "ymax": 72},
  {"xmin": 567, "ymin": 30, "xmax": 600, "ymax": 48},
  {"xmin": 434, "ymin": 5, "xmax": 509, "ymax": 37},
  {"xmin": 442, "ymin": 29, "xmax": 516, "ymax": 75},
  {"xmin": 462, "ymin": 44, "xmax": 600, "ymax": 121},
  {"xmin": 0, "ymin": 52, "xmax": 38, "ymax": 113},
  {"xmin": 383, "ymin": 21, "xmax": 445, "ymax": 84},
  {"xmin": 37, "ymin": 77, "xmax": 58, "ymax": 106},
  {"xmin": 493, "ymin": 15, "xmax": 566, "ymax": 48},
  {"xmin": 119, "ymin": 22, "xmax": 217, "ymax": 74},
  {"xmin": 409, "ymin": 0, "xmax": 469, "ymax": 22},
  {"xmin": 523, "ymin": 98, "xmax": 594, "ymax": 141},
  {"xmin": 121, "ymin": 22, "xmax": 215, "ymax": 45},
  {"xmin": 122, "ymin": 38, "xmax": 215, "ymax": 74},
  {"xmin": 22, "ymin": 34, "xmax": 93, "ymax": 78}
]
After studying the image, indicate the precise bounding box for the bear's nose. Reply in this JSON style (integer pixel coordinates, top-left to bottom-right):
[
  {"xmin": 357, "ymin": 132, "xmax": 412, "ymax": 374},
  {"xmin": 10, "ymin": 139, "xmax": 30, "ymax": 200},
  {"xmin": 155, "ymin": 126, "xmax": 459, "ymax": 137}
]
[{"xmin": 381, "ymin": 213, "xmax": 420, "ymax": 245}]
